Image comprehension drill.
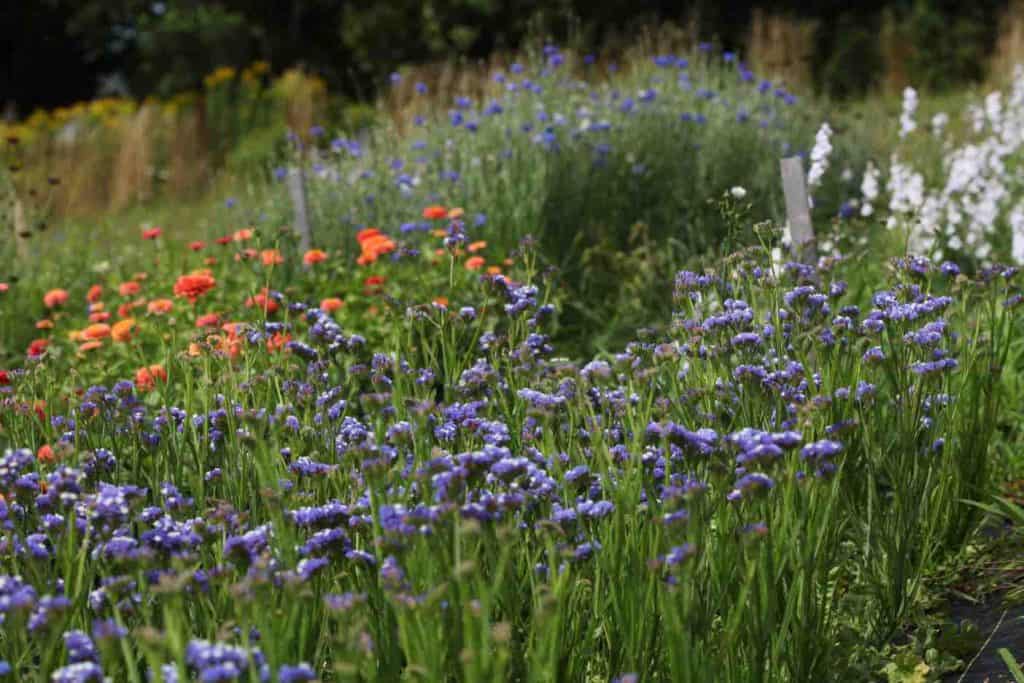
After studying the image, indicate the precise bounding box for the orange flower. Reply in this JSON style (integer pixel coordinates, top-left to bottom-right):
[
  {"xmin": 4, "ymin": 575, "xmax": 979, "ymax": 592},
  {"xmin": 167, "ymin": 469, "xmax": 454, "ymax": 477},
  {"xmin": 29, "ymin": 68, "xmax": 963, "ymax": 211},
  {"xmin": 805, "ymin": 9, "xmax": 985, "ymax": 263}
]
[
  {"xmin": 37, "ymin": 444, "xmax": 55, "ymax": 463},
  {"xmin": 245, "ymin": 288, "xmax": 278, "ymax": 314},
  {"xmin": 135, "ymin": 364, "xmax": 168, "ymax": 392},
  {"xmin": 111, "ymin": 318, "xmax": 136, "ymax": 342},
  {"xmin": 465, "ymin": 256, "xmax": 485, "ymax": 271},
  {"xmin": 196, "ymin": 312, "xmax": 221, "ymax": 328},
  {"xmin": 86, "ymin": 284, "xmax": 103, "ymax": 303},
  {"xmin": 89, "ymin": 302, "xmax": 105, "ymax": 313},
  {"xmin": 267, "ymin": 332, "xmax": 291, "ymax": 352},
  {"xmin": 119, "ymin": 281, "xmax": 141, "ymax": 296},
  {"xmin": 36, "ymin": 319, "xmax": 54, "ymax": 330},
  {"xmin": 447, "ymin": 207, "xmax": 465, "ymax": 219},
  {"xmin": 433, "ymin": 297, "xmax": 449, "ymax": 308},
  {"xmin": 320, "ymin": 297, "xmax": 344, "ymax": 312},
  {"xmin": 356, "ymin": 228, "xmax": 382, "ymax": 244},
  {"xmin": 356, "ymin": 231, "xmax": 396, "ymax": 265},
  {"xmin": 27, "ymin": 338, "xmax": 50, "ymax": 357},
  {"xmin": 261, "ymin": 249, "xmax": 284, "ymax": 266},
  {"xmin": 187, "ymin": 343, "xmax": 203, "ymax": 357},
  {"xmin": 78, "ymin": 340, "xmax": 103, "ymax": 352},
  {"xmin": 303, "ymin": 249, "xmax": 328, "ymax": 265},
  {"xmin": 117, "ymin": 303, "xmax": 135, "ymax": 318},
  {"xmin": 133, "ymin": 272, "xmax": 149, "ymax": 281},
  {"xmin": 89, "ymin": 311, "xmax": 111, "ymax": 323},
  {"xmin": 233, "ymin": 228, "xmax": 254, "ymax": 242},
  {"xmin": 43, "ymin": 289, "xmax": 69, "ymax": 308},
  {"xmin": 188, "ymin": 240, "xmax": 206, "ymax": 251},
  {"xmin": 487, "ymin": 265, "xmax": 502, "ymax": 275},
  {"xmin": 173, "ymin": 272, "xmax": 217, "ymax": 302},
  {"xmin": 423, "ymin": 205, "xmax": 447, "ymax": 220},
  {"xmin": 467, "ymin": 240, "xmax": 487, "ymax": 253},
  {"xmin": 142, "ymin": 227, "xmax": 163, "ymax": 239},
  {"xmin": 204, "ymin": 257, "xmax": 218, "ymax": 266},
  {"xmin": 147, "ymin": 299, "xmax": 174, "ymax": 315},
  {"xmin": 81, "ymin": 323, "xmax": 111, "ymax": 341}
]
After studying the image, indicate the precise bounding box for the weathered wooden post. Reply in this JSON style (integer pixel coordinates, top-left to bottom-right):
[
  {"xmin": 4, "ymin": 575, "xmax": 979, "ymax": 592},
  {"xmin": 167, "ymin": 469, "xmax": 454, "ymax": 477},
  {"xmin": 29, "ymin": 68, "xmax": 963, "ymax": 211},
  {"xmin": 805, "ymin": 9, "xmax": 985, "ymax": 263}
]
[
  {"xmin": 779, "ymin": 156, "xmax": 817, "ymax": 265},
  {"xmin": 11, "ymin": 194, "xmax": 29, "ymax": 260},
  {"xmin": 287, "ymin": 164, "xmax": 313, "ymax": 261}
]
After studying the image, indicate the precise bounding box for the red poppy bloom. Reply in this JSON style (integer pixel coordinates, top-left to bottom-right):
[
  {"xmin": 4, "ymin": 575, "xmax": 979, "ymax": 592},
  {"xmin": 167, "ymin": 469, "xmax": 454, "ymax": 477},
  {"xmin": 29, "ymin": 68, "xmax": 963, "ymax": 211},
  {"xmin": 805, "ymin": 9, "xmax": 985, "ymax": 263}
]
[{"xmin": 142, "ymin": 227, "xmax": 163, "ymax": 239}]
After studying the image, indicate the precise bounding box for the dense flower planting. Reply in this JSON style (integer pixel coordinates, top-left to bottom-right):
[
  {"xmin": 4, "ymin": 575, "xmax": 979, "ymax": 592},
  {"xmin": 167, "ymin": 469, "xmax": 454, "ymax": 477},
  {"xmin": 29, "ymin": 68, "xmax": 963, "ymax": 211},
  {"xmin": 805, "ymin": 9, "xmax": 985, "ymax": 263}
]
[{"xmin": 0, "ymin": 201, "xmax": 1019, "ymax": 679}]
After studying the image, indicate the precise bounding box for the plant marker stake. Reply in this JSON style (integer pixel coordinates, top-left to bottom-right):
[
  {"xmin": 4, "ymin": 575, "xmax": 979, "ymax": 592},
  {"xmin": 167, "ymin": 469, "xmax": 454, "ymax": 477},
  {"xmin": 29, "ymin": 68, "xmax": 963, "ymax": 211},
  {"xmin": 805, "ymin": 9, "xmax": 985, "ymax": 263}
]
[
  {"xmin": 779, "ymin": 156, "xmax": 817, "ymax": 266},
  {"xmin": 12, "ymin": 194, "xmax": 29, "ymax": 260},
  {"xmin": 287, "ymin": 164, "xmax": 314, "ymax": 267}
]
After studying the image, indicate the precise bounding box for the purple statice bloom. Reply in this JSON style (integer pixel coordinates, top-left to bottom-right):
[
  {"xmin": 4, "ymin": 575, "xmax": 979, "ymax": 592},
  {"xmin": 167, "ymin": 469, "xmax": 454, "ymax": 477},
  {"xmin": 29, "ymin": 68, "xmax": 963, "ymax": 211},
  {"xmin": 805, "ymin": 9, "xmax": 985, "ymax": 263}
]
[
  {"xmin": 289, "ymin": 457, "xmax": 338, "ymax": 477},
  {"xmin": 324, "ymin": 592, "xmax": 367, "ymax": 612},
  {"xmin": 862, "ymin": 346, "xmax": 885, "ymax": 363},
  {"xmin": 224, "ymin": 525, "xmax": 271, "ymax": 564},
  {"xmin": 279, "ymin": 663, "xmax": 317, "ymax": 682},
  {"xmin": 28, "ymin": 594, "xmax": 71, "ymax": 632},
  {"xmin": 300, "ymin": 527, "xmax": 350, "ymax": 557},
  {"xmin": 185, "ymin": 640, "xmax": 269, "ymax": 682},
  {"xmin": 50, "ymin": 662, "xmax": 104, "ymax": 682},
  {"xmin": 940, "ymin": 261, "xmax": 961, "ymax": 277},
  {"xmin": 91, "ymin": 618, "xmax": 127, "ymax": 642},
  {"xmin": 731, "ymin": 332, "xmax": 762, "ymax": 347},
  {"xmin": 800, "ymin": 439, "xmax": 843, "ymax": 461},
  {"xmin": 910, "ymin": 358, "xmax": 958, "ymax": 376},
  {"xmin": 663, "ymin": 543, "xmax": 697, "ymax": 566},
  {"xmin": 64, "ymin": 630, "xmax": 99, "ymax": 663},
  {"xmin": 727, "ymin": 473, "xmax": 775, "ymax": 501}
]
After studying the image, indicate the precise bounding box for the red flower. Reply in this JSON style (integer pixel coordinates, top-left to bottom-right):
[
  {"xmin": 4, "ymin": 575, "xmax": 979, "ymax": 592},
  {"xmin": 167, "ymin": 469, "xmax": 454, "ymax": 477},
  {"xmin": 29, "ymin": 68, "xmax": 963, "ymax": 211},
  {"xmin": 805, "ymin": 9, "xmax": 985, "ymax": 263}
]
[
  {"xmin": 86, "ymin": 284, "xmax": 103, "ymax": 303},
  {"xmin": 0, "ymin": 370, "xmax": 9, "ymax": 385},
  {"xmin": 37, "ymin": 444, "xmax": 55, "ymax": 463},
  {"xmin": 135, "ymin": 365, "xmax": 168, "ymax": 392},
  {"xmin": 422, "ymin": 205, "xmax": 448, "ymax": 220},
  {"xmin": 246, "ymin": 288, "xmax": 279, "ymax": 315},
  {"xmin": 188, "ymin": 241, "xmax": 206, "ymax": 251},
  {"xmin": 43, "ymin": 289, "xmax": 69, "ymax": 308},
  {"xmin": 173, "ymin": 273, "xmax": 217, "ymax": 303},
  {"xmin": 303, "ymin": 249, "xmax": 328, "ymax": 265},
  {"xmin": 142, "ymin": 227, "xmax": 163, "ymax": 239},
  {"xmin": 27, "ymin": 338, "xmax": 50, "ymax": 358},
  {"xmin": 196, "ymin": 312, "xmax": 221, "ymax": 328}
]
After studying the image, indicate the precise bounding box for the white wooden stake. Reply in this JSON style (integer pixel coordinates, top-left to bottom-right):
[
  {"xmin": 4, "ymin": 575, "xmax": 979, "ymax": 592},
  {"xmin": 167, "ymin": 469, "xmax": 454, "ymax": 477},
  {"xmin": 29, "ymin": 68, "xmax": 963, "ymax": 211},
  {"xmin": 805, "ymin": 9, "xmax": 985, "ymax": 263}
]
[
  {"xmin": 287, "ymin": 165, "xmax": 313, "ymax": 261},
  {"xmin": 779, "ymin": 156, "xmax": 817, "ymax": 265},
  {"xmin": 12, "ymin": 195, "xmax": 29, "ymax": 260}
]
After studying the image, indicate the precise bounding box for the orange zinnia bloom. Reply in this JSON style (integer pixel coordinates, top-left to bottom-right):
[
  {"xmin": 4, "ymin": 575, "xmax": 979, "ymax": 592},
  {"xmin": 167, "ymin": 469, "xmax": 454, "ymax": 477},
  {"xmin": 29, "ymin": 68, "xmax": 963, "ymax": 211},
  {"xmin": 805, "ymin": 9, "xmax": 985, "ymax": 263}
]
[
  {"xmin": 447, "ymin": 207, "xmax": 465, "ymax": 219},
  {"xmin": 196, "ymin": 312, "xmax": 221, "ymax": 328},
  {"xmin": 320, "ymin": 297, "xmax": 344, "ymax": 313},
  {"xmin": 356, "ymin": 228, "xmax": 382, "ymax": 244},
  {"xmin": 467, "ymin": 240, "xmax": 487, "ymax": 253},
  {"xmin": 111, "ymin": 318, "xmax": 136, "ymax": 342},
  {"xmin": 487, "ymin": 265, "xmax": 502, "ymax": 275},
  {"xmin": 303, "ymin": 249, "xmax": 328, "ymax": 265},
  {"xmin": 267, "ymin": 332, "xmax": 291, "ymax": 352},
  {"xmin": 135, "ymin": 364, "xmax": 168, "ymax": 392},
  {"xmin": 81, "ymin": 323, "xmax": 111, "ymax": 341},
  {"xmin": 433, "ymin": 297, "xmax": 449, "ymax": 308},
  {"xmin": 142, "ymin": 227, "xmax": 163, "ymax": 239},
  {"xmin": 27, "ymin": 338, "xmax": 50, "ymax": 357},
  {"xmin": 356, "ymin": 231, "xmax": 396, "ymax": 265},
  {"xmin": 245, "ymin": 289, "xmax": 278, "ymax": 314},
  {"xmin": 43, "ymin": 289, "xmax": 69, "ymax": 308},
  {"xmin": 89, "ymin": 311, "xmax": 111, "ymax": 323},
  {"xmin": 37, "ymin": 444, "xmax": 55, "ymax": 463},
  {"xmin": 423, "ymin": 205, "xmax": 447, "ymax": 220},
  {"xmin": 36, "ymin": 320, "xmax": 54, "ymax": 330},
  {"xmin": 147, "ymin": 299, "xmax": 174, "ymax": 315},
  {"xmin": 173, "ymin": 272, "xmax": 216, "ymax": 302},
  {"xmin": 465, "ymin": 256, "xmax": 485, "ymax": 271},
  {"xmin": 232, "ymin": 228, "xmax": 254, "ymax": 242},
  {"xmin": 119, "ymin": 281, "xmax": 141, "ymax": 296},
  {"xmin": 260, "ymin": 249, "xmax": 284, "ymax": 266},
  {"xmin": 86, "ymin": 284, "xmax": 103, "ymax": 303},
  {"xmin": 78, "ymin": 340, "xmax": 103, "ymax": 352}
]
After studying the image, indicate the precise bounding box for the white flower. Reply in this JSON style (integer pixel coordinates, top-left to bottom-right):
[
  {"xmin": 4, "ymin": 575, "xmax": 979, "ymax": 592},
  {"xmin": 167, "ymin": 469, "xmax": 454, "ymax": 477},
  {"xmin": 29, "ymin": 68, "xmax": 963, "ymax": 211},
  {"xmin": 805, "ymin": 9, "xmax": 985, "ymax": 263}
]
[
  {"xmin": 899, "ymin": 87, "xmax": 918, "ymax": 139},
  {"xmin": 807, "ymin": 122, "xmax": 833, "ymax": 189},
  {"xmin": 730, "ymin": 186, "xmax": 747, "ymax": 199}
]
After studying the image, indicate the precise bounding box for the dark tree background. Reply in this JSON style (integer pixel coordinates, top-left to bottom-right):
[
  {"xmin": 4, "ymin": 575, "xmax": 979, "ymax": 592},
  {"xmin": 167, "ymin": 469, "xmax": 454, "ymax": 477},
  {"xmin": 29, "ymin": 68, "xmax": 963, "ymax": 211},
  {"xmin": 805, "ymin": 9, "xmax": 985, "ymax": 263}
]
[{"xmin": 0, "ymin": 0, "xmax": 1010, "ymax": 116}]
